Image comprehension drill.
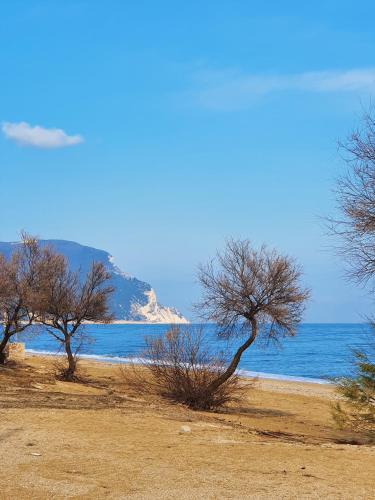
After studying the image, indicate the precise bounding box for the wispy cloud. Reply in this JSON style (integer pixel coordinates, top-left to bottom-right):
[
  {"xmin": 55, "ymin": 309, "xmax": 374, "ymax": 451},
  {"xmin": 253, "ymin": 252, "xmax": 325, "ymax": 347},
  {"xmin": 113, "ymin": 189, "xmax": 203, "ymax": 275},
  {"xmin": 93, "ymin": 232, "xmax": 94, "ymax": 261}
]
[
  {"xmin": 2, "ymin": 121, "xmax": 84, "ymax": 148},
  {"xmin": 188, "ymin": 68, "xmax": 375, "ymax": 110}
]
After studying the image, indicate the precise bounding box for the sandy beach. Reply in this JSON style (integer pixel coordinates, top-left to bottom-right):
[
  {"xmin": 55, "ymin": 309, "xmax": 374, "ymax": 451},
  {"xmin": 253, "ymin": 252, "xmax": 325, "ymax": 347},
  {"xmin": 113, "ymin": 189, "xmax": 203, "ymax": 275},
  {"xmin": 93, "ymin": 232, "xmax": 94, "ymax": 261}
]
[{"xmin": 0, "ymin": 355, "xmax": 374, "ymax": 499}]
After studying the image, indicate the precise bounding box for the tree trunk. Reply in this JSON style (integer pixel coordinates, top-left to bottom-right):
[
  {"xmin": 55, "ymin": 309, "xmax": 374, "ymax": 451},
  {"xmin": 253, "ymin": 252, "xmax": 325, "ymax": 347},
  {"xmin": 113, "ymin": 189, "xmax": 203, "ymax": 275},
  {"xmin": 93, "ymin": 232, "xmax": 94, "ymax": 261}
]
[
  {"xmin": 208, "ymin": 318, "xmax": 258, "ymax": 392},
  {"xmin": 64, "ymin": 337, "xmax": 76, "ymax": 380},
  {"xmin": 0, "ymin": 332, "xmax": 12, "ymax": 365}
]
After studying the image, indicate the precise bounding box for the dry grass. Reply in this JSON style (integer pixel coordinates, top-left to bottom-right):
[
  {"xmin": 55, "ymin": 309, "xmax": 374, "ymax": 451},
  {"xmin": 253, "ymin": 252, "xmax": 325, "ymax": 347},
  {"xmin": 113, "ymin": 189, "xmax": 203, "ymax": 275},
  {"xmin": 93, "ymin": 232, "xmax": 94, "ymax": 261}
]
[{"xmin": 0, "ymin": 355, "xmax": 375, "ymax": 499}]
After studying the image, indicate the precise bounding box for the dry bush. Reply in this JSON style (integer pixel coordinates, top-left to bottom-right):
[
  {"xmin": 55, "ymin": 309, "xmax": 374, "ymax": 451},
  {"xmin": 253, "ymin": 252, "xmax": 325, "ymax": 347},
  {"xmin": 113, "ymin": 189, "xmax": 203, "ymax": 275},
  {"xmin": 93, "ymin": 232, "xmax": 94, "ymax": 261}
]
[
  {"xmin": 121, "ymin": 326, "xmax": 246, "ymax": 410},
  {"xmin": 52, "ymin": 355, "xmax": 80, "ymax": 382}
]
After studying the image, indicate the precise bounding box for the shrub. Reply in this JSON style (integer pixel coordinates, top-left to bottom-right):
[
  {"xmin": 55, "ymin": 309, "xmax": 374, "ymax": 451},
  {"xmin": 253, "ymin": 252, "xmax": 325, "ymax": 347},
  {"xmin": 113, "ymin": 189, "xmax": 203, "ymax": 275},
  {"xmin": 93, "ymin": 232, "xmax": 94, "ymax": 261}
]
[
  {"xmin": 122, "ymin": 326, "xmax": 246, "ymax": 410},
  {"xmin": 53, "ymin": 355, "xmax": 79, "ymax": 381},
  {"xmin": 333, "ymin": 348, "xmax": 375, "ymax": 437}
]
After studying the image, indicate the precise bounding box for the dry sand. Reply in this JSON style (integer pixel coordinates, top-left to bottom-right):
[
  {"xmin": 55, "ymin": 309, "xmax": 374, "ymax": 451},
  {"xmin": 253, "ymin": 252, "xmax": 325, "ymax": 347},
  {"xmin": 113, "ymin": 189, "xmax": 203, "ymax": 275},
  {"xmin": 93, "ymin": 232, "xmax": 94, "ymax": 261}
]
[{"xmin": 0, "ymin": 355, "xmax": 374, "ymax": 499}]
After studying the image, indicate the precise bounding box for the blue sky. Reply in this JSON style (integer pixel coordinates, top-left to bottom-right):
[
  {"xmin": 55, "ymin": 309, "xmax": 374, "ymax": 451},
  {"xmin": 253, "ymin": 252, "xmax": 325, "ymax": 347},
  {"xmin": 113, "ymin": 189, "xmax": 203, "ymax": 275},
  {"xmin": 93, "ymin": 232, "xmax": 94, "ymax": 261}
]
[{"xmin": 1, "ymin": 1, "xmax": 375, "ymax": 321}]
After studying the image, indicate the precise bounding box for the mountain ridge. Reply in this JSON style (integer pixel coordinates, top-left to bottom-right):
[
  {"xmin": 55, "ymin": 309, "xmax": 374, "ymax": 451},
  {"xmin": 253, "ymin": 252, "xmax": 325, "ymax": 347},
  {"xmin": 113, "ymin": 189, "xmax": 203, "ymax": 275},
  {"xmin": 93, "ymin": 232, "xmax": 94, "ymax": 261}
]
[{"xmin": 0, "ymin": 239, "xmax": 188, "ymax": 324}]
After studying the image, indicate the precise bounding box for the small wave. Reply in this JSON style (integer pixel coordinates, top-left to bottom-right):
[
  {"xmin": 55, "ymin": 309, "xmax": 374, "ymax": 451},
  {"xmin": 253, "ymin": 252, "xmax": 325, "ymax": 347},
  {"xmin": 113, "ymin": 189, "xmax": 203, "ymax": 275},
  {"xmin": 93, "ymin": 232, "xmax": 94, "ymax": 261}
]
[
  {"xmin": 25, "ymin": 349, "xmax": 144, "ymax": 364},
  {"xmin": 27, "ymin": 349, "xmax": 64, "ymax": 357},
  {"xmin": 26, "ymin": 349, "xmax": 329, "ymax": 384},
  {"xmin": 238, "ymin": 368, "xmax": 329, "ymax": 384}
]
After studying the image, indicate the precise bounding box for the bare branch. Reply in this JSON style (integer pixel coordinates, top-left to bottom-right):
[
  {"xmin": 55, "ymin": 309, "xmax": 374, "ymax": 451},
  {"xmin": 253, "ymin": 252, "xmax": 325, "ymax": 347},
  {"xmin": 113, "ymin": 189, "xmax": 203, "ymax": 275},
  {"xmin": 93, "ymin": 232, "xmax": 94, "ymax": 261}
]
[
  {"xmin": 328, "ymin": 109, "xmax": 375, "ymax": 289},
  {"xmin": 34, "ymin": 255, "xmax": 114, "ymax": 380},
  {"xmin": 195, "ymin": 239, "xmax": 309, "ymax": 390}
]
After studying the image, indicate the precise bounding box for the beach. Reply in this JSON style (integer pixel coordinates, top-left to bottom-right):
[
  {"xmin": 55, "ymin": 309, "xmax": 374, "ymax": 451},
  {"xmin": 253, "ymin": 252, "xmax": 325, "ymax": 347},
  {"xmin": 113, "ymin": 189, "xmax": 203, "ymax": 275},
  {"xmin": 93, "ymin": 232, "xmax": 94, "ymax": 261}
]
[{"xmin": 0, "ymin": 355, "xmax": 374, "ymax": 499}]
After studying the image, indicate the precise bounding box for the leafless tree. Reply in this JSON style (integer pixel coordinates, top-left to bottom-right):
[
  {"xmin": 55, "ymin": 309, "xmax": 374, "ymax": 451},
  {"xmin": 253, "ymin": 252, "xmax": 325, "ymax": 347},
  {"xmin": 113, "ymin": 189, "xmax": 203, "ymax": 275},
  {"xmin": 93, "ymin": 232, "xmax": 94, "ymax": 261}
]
[
  {"xmin": 197, "ymin": 239, "xmax": 309, "ymax": 391},
  {"xmin": 328, "ymin": 110, "xmax": 375, "ymax": 287},
  {"xmin": 327, "ymin": 110, "xmax": 375, "ymax": 436},
  {"xmin": 0, "ymin": 233, "xmax": 45, "ymax": 364},
  {"xmin": 36, "ymin": 257, "xmax": 114, "ymax": 380}
]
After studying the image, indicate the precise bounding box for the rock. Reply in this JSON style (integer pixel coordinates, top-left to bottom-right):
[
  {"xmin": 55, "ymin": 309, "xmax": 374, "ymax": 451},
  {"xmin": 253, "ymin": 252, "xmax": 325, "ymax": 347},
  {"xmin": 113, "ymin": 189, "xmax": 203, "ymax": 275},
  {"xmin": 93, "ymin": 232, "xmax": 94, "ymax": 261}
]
[
  {"xmin": 31, "ymin": 384, "xmax": 44, "ymax": 390},
  {"xmin": 179, "ymin": 425, "xmax": 192, "ymax": 434},
  {"xmin": 5, "ymin": 343, "xmax": 25, "ymax": 361}
]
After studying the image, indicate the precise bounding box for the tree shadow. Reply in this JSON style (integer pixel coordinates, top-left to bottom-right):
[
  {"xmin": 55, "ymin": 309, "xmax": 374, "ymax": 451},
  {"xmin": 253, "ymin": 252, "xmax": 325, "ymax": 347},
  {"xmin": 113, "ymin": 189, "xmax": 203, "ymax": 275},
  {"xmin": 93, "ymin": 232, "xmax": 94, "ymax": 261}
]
[
  {"xmin": 218, "ymin": 405, "xmax": 292, "ymax": 418},
  {"xmin": 0, "ymin": 389, "xmax": 128, "ymax": 411}
]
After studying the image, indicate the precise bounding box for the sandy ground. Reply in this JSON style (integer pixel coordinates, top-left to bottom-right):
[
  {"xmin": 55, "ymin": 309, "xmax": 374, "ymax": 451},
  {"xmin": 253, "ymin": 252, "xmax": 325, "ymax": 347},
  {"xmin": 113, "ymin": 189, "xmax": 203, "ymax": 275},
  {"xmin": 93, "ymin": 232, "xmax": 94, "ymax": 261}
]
[{"xmin": 0, "ymin": 356, "xmax": 374, "ymax": 500}]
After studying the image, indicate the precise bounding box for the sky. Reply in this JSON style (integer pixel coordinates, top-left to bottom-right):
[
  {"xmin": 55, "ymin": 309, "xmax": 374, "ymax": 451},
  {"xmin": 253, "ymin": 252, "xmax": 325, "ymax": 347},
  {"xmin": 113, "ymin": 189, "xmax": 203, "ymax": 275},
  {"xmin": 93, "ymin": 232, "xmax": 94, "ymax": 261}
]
[{"xmin": 1, "ymin": 0, "xmax": 375, "ymax": 322}]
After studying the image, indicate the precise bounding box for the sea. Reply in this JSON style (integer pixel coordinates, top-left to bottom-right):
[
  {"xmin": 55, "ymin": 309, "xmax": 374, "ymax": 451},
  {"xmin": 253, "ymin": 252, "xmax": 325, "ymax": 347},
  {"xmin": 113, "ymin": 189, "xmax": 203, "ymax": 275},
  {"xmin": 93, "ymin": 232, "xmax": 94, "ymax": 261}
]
[{"xmin": 20, "ymin": 323, "xmax": 374, "ymax": 384}]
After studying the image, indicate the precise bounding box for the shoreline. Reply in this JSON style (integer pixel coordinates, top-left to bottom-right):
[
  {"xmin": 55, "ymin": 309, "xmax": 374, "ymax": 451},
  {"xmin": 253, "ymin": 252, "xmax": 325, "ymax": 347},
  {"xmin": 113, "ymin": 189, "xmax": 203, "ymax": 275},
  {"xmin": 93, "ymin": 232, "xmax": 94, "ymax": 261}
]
[
  {"xmin": 25, "ymin": 349, "xmax": 332, "ymax": 386},
  {"xmin": 83, "ymin": 320, "xmax": 191, "ymax": 325}
]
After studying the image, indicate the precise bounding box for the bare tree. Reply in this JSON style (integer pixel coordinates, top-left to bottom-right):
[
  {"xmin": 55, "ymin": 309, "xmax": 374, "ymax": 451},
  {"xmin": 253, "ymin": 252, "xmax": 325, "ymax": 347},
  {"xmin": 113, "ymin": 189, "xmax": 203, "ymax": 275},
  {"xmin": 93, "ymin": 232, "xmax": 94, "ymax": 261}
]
[
  {"xmin": 328, "ymin": 111, "xmax": 375, "ymax": 287},
  {"xmin": 197, "ymin": 239, "xmax": 309, "ymax": 391},
  {"xmin": 328, "ymin": 110, "xmax": 375, "ymax": 436},
  {"xmin": 36, "ymin": 257, "xmax": 114, "ymax": 380},
  {"xmin": 0, "ymin": 234, "xmax": 45, "ymax": 364}
]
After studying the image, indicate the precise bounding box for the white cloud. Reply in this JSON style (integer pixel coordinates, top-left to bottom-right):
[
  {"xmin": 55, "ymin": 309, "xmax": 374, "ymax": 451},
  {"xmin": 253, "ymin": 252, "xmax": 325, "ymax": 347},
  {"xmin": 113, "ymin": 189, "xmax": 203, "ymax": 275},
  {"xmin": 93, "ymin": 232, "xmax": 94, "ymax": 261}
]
[
  {"xmin": 2, "ymin": 121, "xmax": 84, "ymax": 148},
  {"xmin": 189, "ymin": 68, "xmax": 375, "ymax": 110}
]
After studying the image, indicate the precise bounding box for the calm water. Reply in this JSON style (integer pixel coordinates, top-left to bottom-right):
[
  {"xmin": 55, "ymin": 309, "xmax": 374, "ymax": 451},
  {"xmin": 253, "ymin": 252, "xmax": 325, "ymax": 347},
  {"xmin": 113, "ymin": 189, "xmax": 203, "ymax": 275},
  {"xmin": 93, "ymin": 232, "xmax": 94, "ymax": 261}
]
[{"xmin": 20, "ymin": 323, "xmax": 374, "ymax": 383}]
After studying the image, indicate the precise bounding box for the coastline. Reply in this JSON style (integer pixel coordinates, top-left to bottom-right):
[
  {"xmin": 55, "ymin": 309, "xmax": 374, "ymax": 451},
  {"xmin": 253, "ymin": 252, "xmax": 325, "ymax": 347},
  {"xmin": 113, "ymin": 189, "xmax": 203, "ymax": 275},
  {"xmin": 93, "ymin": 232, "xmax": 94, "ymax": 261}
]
[
  {"xmin": 25, "ymin": 349, "xmax": 331, "ymax": 386},
  {"xmin": 83, "ymin": 320, "xmax": 191, "ymax": 325}
]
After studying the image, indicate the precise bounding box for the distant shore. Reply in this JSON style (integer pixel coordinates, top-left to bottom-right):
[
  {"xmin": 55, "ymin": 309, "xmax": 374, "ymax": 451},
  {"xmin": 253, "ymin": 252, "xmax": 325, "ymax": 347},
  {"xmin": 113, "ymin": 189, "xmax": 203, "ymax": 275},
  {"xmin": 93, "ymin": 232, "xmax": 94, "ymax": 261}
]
[{"xmin": 83, "ymin": 319, "xmax": 190, "ymax": 325}]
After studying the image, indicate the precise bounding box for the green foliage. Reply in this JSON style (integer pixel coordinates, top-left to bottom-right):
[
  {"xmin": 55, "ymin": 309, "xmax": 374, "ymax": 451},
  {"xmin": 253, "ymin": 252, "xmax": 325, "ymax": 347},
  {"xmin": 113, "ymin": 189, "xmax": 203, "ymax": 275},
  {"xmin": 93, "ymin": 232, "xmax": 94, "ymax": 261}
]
[{"xmin": 333, "ymin": 349, "xmax": 375, "ymax": 436}]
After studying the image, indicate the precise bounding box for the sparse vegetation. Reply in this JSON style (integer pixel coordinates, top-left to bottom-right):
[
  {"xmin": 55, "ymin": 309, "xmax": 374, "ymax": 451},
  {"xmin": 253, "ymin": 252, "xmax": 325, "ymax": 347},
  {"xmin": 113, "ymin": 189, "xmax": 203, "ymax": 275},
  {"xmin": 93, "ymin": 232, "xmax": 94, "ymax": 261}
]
[
  {"xmin": 329, "ymin": 111, "xmax": 375, "ymax": 436},
  {"xmin": 124, "ymin": 240, "xmax": 309, "ymax": 410},
  {"xmin": 122, "ymin": 325, "xmax": 246, "ymax": 410},
  {"xmin": 0, "ymin": 236, "xmax": 114, "ymax": 380},
  {"xmin": 333, "ymin": 343, "xmax": 375, "ymax": 437}
]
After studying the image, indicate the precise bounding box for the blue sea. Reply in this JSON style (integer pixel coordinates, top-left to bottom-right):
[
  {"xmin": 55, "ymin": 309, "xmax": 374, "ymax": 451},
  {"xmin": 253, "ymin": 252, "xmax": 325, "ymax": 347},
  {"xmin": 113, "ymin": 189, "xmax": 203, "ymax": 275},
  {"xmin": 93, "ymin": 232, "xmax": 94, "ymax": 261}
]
[{"xmin": 20, "ymin": 323, "xmax": 374, "ymax": 384}]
